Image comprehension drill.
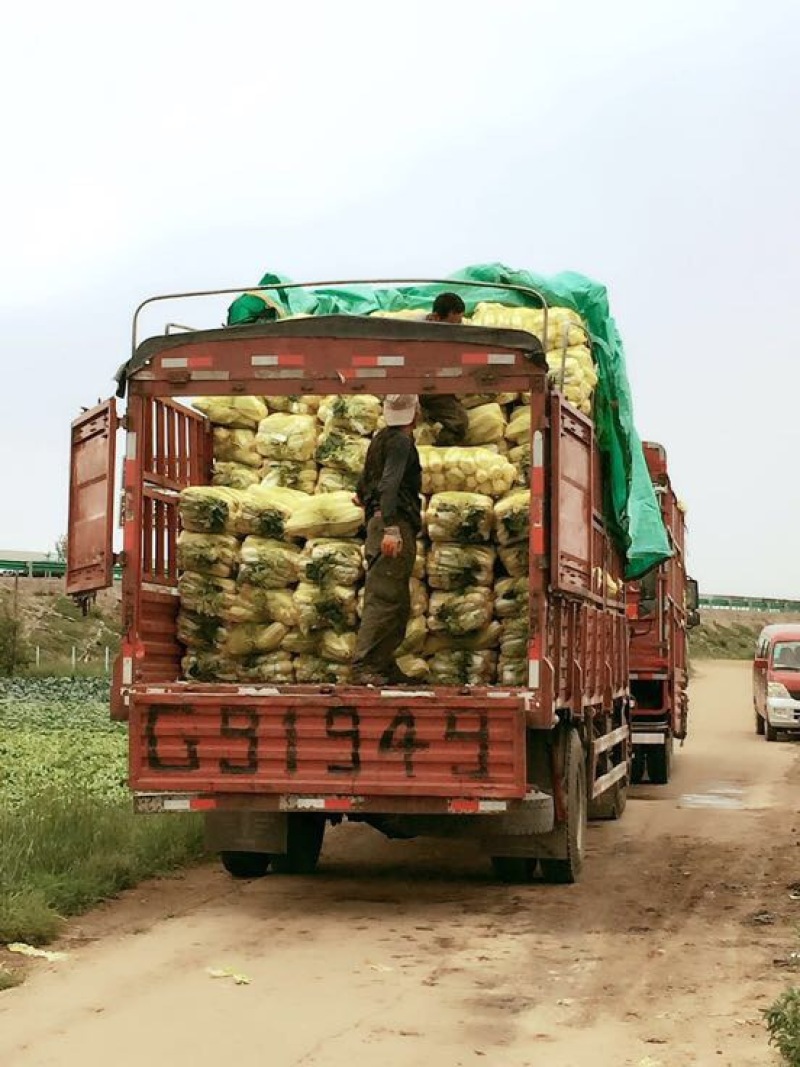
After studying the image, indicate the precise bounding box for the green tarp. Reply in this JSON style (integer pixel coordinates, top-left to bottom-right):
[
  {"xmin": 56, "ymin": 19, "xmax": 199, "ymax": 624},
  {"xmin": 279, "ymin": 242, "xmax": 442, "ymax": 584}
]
[{"xmin": 228, "ymin": 264, "xmax": 670, "ymax": 579}]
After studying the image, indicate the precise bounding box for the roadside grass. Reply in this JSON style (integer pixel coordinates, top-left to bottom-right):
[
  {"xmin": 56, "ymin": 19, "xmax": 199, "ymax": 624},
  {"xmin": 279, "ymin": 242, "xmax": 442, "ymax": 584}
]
[{"xmin": 765, "ymin": 986, "xmax": 800, "ymax": 1066}]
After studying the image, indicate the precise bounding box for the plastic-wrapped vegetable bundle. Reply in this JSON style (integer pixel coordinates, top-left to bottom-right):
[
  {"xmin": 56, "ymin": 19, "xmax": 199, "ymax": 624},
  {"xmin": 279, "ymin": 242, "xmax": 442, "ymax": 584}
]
[
  {"xmin": 267, "ymin": 395, "xmax": 321, "ymax": 415},
  {"xmin": 212, "ymin": 462, "xmax": 262, "ymax": 490},
  {"xmin": 315, "ymin": 431, "xmax": 369, "ymax": 473},
  {"xmin": 397, "ymin": 615, "xmax": 427, "ymax": 655},
  {"xmin": 471, "ymin": 303, "xmax": 586, "ymax": 349},
  {"xmin": 427, "ymin": 544, "xmax": 496, "ymax": 590},
  {"xmin": 410, "ymin": 577, "xmax": 428, "ymax": 617},
  {"xmin": 497, "ymin": 658, "xmax": 527, "ymax": 686},
  {"xmin": 318, "ymin": 395, "xmax": 381, "ymax": 436},
  {"xmin": 220, "ymin": 622, "xmax": 289, "ymax": 657},
  {"xmin": 396, "ymin": 655, "xmax": 429, "ymax": 680},
  {"xmin": 295, "ymin": 582, "xmax": 358, "ymax": 634},
  {"xmin": 179, "ymin": 487, "xmax": 243, "ymax": 534},
  {"xmin": 413, "ymin": 541, "xmax": 426, "ymax": 580},
  {"xmin": 261, "ymin": 460, "xmax": 318, "ymax": 494},
  {"xmin": 499, "ymin": 541, "xmax": 529, "ymax": 579},
  {"xmin": 495, "ymin": 577, "xmax": 529, "ymax": 619},
  {"xmin": 418, "ymin": 446, "xmax": 515, "ymax": 498},
  {"xmin": 545, "ymin": 346, "xmax": 597, "ymax": 415},
  {"xmin": 300, "ymin": 539, "xmax": 363, "ymax": 587},
  {"xmin": 255, "ymin": 413, "xmax": 318, "ymax": 462},
  {"xmin": 284, "ymin": 491, "xmax": 363, "ymax": 540},
  {"xmin": 428, "ymin": 588, "xmax": 494, "ymax": 636},
  {"xmin": 318, "ymin": 630, "xmax": 357, "ymax": 663},
  {"xmin": 236, "ymin": 652, "xmax": 295, "ymax": 683},
  {"xmin": 182, "ymin": 651, "xmax": 239, "ymax": 682},
  {"xmin": 494, "ymin": 490, "xmax": 530, "ymax": 546},
  {"xmin": 177, "ymin": 532, "xmax": 240, "ymax": 577},
  {"xmin": 507, "ymin": 443, "xmax": 530, "ymax": 487},
  {"xmin": 315, "ymin": 468, "xmax": 359, "ymax": 494},
  {"xmin": 499, "ymin": 616, "xmax": 528, "ymax": 659},
  {"xmin": 237, "ymin": 537, "xmax": 300, "ymax": 588},
  {"xmin": 222, "ymin": 585, "xmax": 299, "ymax": 627},
  {"xmin": 193, "ymin": 396, "xmax": 267, "ymax": 430},
  {"xmin": 505, "ymin": 406, "xmax": 531, "ymax": 446},
  {"xmin": 281, "ymin": 631, "xmax": 320, "ymax": 655},
  {"xmin": 424, "ymin": 620, "xmax": 502, "ymax": 653},
  {"xmin": 236, "ymin": 486, "xmax": 308, "ymax": 539},
  {"xmin": 177, "ymin": 610, "xmax": 224, "ymax": 650},
  {"xmin": 294, "ymin": 656, "xmax": 352, "ymax": 684},
  {"xmin": 465, "ymin": 403, "xmax": 506, "ymax": 446},
  {"xmin": 212, "ymin": 429, "xmax": 262, "ymax": 467},
  {"xmin": 178, "ymin": 572, "xmax": 239, "ymax": 617},
  {"xmin": 463, "ymin": 393, "xmax": 518, "ymax": 409},
  {"xmin": 428, "ymin": 650, "xmax": 497, "ymax": 686},
  {"xmin": 427, "ymin": 492, "xmax": 493, "ymax": 544}
]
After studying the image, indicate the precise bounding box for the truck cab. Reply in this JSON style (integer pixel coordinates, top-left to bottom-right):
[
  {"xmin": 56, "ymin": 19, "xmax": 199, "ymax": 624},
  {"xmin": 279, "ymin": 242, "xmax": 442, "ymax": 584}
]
[{"xmin": 753, "ymin": 624, "xmax": 800, "ymax": 741}]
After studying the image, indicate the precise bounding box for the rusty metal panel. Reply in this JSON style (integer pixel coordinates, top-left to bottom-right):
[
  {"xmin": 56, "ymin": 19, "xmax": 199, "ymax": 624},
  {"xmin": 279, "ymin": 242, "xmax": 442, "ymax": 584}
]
[
  {"xmin": 549, "ymin": 396, "xmax": 594, "ymax": 598},
  {"xmin": 128, "ymin": 687, "xmax": 527, "ymax": 799},
  {"xmin": 66, "ymin": 399, "xmax": 118, "ymax": 595}
]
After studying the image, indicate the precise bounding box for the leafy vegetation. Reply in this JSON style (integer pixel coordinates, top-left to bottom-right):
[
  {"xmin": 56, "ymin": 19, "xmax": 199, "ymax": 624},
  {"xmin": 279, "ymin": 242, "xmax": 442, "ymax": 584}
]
[
  {"xmin": 0, "ymin": 678, "xmax": 204, "ymax": 952},
  {"xmin": 765, "ymin": 986, "xmax": 800, "ymax": 1066}
]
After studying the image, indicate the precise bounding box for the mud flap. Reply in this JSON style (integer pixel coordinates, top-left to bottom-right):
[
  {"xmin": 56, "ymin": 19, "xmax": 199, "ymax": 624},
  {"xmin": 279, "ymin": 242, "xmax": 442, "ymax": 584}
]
[{"xmin": 204, "ymin": 811, "xmax": 288, "ymax": 855}]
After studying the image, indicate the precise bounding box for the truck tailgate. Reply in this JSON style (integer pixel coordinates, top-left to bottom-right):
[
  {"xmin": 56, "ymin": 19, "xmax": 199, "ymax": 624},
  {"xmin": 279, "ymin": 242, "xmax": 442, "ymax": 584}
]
[{"xmin": 128, "ymin": 685, "xmax": 527, "ymax": 800}]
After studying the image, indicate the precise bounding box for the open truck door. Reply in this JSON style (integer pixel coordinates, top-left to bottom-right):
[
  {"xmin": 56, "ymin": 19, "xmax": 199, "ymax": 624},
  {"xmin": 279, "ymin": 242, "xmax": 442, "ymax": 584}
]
[{"xmin": 66, "ymin": 399, "xmax": 118, "ymax": 597}]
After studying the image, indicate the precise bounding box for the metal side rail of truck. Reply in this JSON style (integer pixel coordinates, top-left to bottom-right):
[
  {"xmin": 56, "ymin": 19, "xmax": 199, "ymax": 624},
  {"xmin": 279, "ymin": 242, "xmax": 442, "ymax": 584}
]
[
  {"xmin": 626, "ymin": 442, "xmax": 698, "ymax": 785},
  {"xmin": 66, "ymin": 278, "xmax": 632, "ymax": 885}
]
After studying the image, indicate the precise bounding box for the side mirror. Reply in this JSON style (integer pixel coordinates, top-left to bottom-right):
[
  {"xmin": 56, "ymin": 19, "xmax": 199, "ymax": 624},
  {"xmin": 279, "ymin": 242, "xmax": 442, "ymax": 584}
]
[
  {"xmin": 686, "ymin": 577, "xmax": 699, "ymax": 612},
  {"xmin": 687, "ymin": 608, "xmax": 701, "ymax": 630}
]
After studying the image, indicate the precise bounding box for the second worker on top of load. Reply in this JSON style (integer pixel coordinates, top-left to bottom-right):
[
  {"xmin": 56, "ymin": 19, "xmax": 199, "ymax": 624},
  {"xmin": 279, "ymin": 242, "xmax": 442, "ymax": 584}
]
[{"xmin": 418, "ymin": 293, "xmax": 469, "ymax": 446}]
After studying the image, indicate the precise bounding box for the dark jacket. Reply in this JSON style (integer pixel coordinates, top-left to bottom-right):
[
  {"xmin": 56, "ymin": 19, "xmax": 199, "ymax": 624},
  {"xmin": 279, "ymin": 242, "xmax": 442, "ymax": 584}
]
[{"xmin": 356, "ymin": 427, "xmax": 422, "ymax": 532}]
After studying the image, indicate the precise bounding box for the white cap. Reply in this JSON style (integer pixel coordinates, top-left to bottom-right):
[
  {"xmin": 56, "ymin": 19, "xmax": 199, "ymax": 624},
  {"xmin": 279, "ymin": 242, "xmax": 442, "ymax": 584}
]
[{"xmin": 383, "ymin": 394, "xmax": 418, "ymax": 427}]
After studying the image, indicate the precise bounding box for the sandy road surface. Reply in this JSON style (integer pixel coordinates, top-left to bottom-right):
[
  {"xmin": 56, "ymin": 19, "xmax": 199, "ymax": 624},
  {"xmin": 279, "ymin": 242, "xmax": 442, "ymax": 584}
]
[{"xmin": 2, "ymin": 661, "xmax": 799, "ymax": 1067}]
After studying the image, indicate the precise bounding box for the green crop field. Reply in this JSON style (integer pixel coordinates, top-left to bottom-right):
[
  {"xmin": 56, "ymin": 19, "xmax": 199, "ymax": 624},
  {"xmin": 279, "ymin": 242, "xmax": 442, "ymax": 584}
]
[{"xmin": 0, "ymin": 678, "xmax": 204, "ymax": 974}]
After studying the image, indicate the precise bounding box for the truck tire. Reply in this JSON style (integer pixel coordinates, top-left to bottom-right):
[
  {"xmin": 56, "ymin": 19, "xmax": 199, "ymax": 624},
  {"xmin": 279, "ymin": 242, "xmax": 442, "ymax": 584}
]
[
  {"xmin": 540, "ymin": 731, "xmax": 586, "ymax": 885},
  {"xmin": 646, "ymin": 736, "xmax": 673, "ymax": 785},
  {"xmin": 631, "ymin": 748, "xmax": 646, "ymax": 785},
  {"xmin": 765, "ymin": 720, "xmax": 779, "ymax": 743},
  {"xmin": 271, "ymin": 815, "xmax": 326, "ymax": 875},
  {"xmin": 490, "ymin": 857, "xmax": 537, "ymax": 884},
  {"xmin": 755, "ymin": 709, "xmax": 765, "ymax": 735},
  {"xmin": 588, "ymin": 776, "xmax": 628, "ymax": 821},
  {"xmin": 220, "ymin": 851, "xmax": 271, "ymax": 879}
]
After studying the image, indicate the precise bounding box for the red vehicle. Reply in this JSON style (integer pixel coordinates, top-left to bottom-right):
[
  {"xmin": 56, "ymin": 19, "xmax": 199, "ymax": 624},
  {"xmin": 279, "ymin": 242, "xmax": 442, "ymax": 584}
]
[
  {"xmin": 626, "ymin": 442, "xmax": 698, "ymax": 784},
  {"xmin": 67, "ymin": 280, "xmax": 631, "ymax": 884},
  {"xmin": 753, "ymin": 624, "xmax": 800, "ymax": 741}
]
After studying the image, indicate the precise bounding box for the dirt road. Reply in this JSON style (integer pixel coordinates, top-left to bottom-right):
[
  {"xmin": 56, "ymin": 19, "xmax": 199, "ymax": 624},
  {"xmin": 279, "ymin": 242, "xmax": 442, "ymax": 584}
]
[{"xmin": 2, "ymin": 661, "xmax": 798, "ymax": 1067}]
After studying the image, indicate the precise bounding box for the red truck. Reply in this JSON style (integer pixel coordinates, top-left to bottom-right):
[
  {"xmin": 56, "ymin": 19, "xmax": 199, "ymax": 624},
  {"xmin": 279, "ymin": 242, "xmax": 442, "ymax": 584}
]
[
  {"xmin": 67, "ymin": 280, "xmax": 631, "ymax": 884},
  {"xmin": 626, "ymin": 442, "xmax": 698, "ymax": 784}
]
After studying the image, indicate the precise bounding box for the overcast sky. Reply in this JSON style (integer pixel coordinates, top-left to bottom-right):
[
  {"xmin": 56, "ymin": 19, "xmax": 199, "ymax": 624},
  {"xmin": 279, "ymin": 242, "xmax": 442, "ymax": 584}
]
[{"xmin": 1, "ymin": 0, "xmax": 797, "ymax": 596}]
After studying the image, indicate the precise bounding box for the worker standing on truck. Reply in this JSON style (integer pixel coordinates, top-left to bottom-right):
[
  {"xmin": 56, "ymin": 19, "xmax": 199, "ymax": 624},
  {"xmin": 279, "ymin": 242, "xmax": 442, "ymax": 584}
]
[
  {"xmin": 352, "ymin": 395, "xmax": 422, "ymax": 686},
  {"xmin": 418, "ymin": 293, "xmax": 469, "ymax": 446}
]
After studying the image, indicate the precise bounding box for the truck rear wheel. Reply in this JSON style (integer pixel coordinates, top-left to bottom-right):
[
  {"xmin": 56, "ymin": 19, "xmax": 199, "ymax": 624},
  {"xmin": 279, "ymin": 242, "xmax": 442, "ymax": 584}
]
[
  {"xmin": 271, "ymin": 815, "xmax": 326, "ymax": 875},
  {"xmin": 631, "ymin": 748, "xmax": 646, "ymax": 785},
  {"xmin": 588, "ymin": 776, "xmax": 628, "ymax": 821},
  {"xmin": 765, "ymin": 720, "xmax": 779, "ymax": 743},
  {"xmin": 490, "ymin": 857, "xmax": 537, "ymax": 884},
  {"xmin": 755, "ymin": 709, "xmax": 765, "ymax": 735},
  {"xmin": 220, "ymin": 851, "xmax": 271, "ymax": 879},
  {"xmin": 646, "ymin": 736, "xmax": 673, "ymax": 785},
  {"xmin": 540, "ymin": 731, "xmax": 586, "ymax": 885}
]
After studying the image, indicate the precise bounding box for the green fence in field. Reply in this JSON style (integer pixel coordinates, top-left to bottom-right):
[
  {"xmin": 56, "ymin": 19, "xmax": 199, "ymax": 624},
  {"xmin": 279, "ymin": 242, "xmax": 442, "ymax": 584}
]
[
  {"xmin": 699, "ymin": 594, "xmax": 800, "ymax": 613},
  {"xmin": 0, "ymin": 559, "xmax": 122, "ymax": 580}
]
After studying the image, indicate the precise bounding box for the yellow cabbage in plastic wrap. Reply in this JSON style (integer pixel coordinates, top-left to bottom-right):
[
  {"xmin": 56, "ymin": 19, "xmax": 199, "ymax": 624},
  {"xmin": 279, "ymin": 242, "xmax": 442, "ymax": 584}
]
[
  {"xmin": 260, "ymin": 460, "xmax": 317, "ymax": 494},
  {"xmin": 294, "ymin": 656, "xmax": 352, "ymax": 684},
  {"xmin": 236, "ymin": 652, "xmax": 294, "ymax": 684},
  {"xmin": 182, "ymin": 651, "xmax": 239, "ymax": 682},
  {"xmin": 179, "ymin": 486, "xmax": 243, "ymax": 534},
  {"xmin": 410, "ymin": 576, "xmax": 428, "ymax": 617},
  {"xmin": 397, "ymin": 615, "xmax": 428, "ymax": 656},
  {"xmin": 178, "ymin": 572, "xmax": 239, "ymax": 617},
  {"xmin": 428, "ymin": 650, "xmax": 497, "ymax": 686},
  {"xmin": 424, "ymin": 620, "xmax": 502, "ymax": 653},
  {"xmin": 494, "ymin": 490, "xmax": 530, "ymax": 546},
  {"xmin": 300, "ymin": 539, "xmax": 363, "ymax": 587},
  {"xmin": 315, "ymin": 467, "xmax": 359, "ymax": 494},
  {"xmin": 465, "ymin": 403, "xmax": 506, "ymax": 446},
  {"xmin": 500, "ymin": 617, "xmax": 528, "ymax": 659},
  {"xmin": 499, "ymin": 541, "xmax": 529, "ymax": 578},
  {"xmin": 222, "ymin": 585, "xmax": 299, "ymax": 627},
  {"xmin": 427, "ymin": 492, "xmax": 493, "ymax": 544},
  {"xmin": 497, "ymin": 658, "xmax": 527, "ymax": 686},
  {"xmin": 236, "ymin": 486, "xmax": 308, "ymax": 540},
  {"xmin": 319, "ymin": 630, "xmax": 357, "ymax": 664},
  {"xmin": 295, "ymin": 582, "xmax": 358, "ymax": 634},
  {"xmin": 212, "ymin": 462, "xmax": 261, "ymax": 490},
  {"xmin": 267, "ymin": 395, "xmax": 321, "ymax": 415},
  {"xmin": 238, "ymin": 537, "xmax": 301, "ymax": 588},
  {"xmin": 220, "ymin": 622, "xmax": 289, "ymax": 657},
  {"xmin": 396, "ymin": 655, "xmax": 429, "ymax": 680},
  {"xmin": 427, "ymin": 544, "xmax": 496, "ymax": 590},
  {"xmin": 212, "ymin": 428, "xmax": 262, "ymax": 467},
  {"xmin": 193, "ymin": 396, "xmax": 267, "ymax": 430},
  {"xmin": 284, "ymin": 491, "xmax": 363, "ymax": 540},
  {"xmin": 177, "ymin": 610, "xmax": 224, "ymax": 649},
  {"xmin": 545, "ymin": 345, "xmax": 597, "ymax": 414},
  {"xmin": 505, "ymin": 406, "xmax": 531, "ymax": 445},
  {"xmin": 255, "ymin": 413, "xmax": 318, "ymax": 462},
  {"xmin": 471, "ymin": 303, "xmax": 585, "ymax": 350},
  {"xmin": 463, "ymin": 393, "xmax": 518, "ymax": 409},
  {"xmin": 281, "ymin": 630, "xmax": 320, "ymax": 655},
  {"xmin": 413, "ymin": 540, "xmax": 426, "ymax": 580},
  {"xmin": 418, "ymin": 446, "xmax": 515, "ymax": 498},
  {"xmin": 495, "ymin": 577, "xmax": 529, "ymax": 619},
  {"xmin": 177, "ymin": 531, "xmax": 240, "ymax": 577},
  {"xmin": 507, "ymin": 443, "xmax": 530, "ymax": 487},
  {"xmin": 318, "ymin": 395, "xmax": 381, "ymax": 437},
  {"xmin": 315, "ymin": 431, "xmax": 370, "ymax": 473},
  {"xmin": 428, "ymin": 588, "xmax": 494, "ymax": 636},
  {"xmin": 370, "ymin": 308, "xmax": 428, "ymax": 320}
]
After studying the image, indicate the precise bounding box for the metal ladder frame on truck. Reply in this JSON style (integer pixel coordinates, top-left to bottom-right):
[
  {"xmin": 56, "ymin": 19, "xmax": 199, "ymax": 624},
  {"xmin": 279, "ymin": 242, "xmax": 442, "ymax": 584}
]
[
  {"xmin": 626, "ymin": 441, "xmax": 698, "ymax": 784},
  {"xmin": 66, "ymin": 278, "xmax": 631, "ymax": 885}
]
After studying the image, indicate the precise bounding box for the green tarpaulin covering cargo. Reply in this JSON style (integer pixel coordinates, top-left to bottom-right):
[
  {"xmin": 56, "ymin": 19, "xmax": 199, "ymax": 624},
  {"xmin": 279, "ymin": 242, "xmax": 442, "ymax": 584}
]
[{"xmin": 227, "ymin": 263, "xmax": 670, "ymax": 580}]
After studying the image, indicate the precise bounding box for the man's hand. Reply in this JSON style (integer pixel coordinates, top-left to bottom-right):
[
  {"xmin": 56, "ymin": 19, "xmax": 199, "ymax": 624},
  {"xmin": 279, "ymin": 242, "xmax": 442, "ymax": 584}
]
[{"xmin": 380, "ymin": 525, "xmax": 403, "ymax": 558}]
